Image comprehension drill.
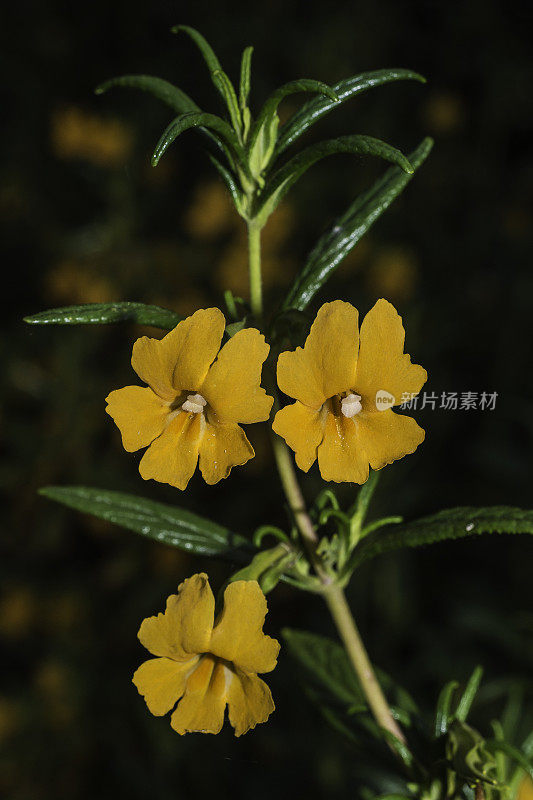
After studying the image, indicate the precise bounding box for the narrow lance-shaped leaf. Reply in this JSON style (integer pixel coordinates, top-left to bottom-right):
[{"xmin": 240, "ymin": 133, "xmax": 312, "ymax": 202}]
[
  {"xmin": 248, "ymin": 79, "xmax": 338, "ymax": 153},
  {"xmin": 281, "ymin": 137, "xmax": 432, "ymax": 312},
  {"xmin": 152, "ymin": 111, "xmax": 245, "ymax": 167},
  {"xmin": 95, "ymin": 74, "xmax": 228, "ymax": 159},
  {"xmin": 282, "ymin": 628, "xmax": 367, "ymax": 707},
  {"xmin": 276, "ymin": 68, "xmax": 426, "ymax": 156},
  {"xmin": 455, "ymin": 666, "xmax": 484, "ymax": 724},
  {"xmin": 257, "ymin": 134, "xmax": 413, "ymax": 225},
  {"xmin": 347, "ymin": 506, "xmax": 533, "ymax": 573},
  {"xmin": 239, "ymin": 46, "xmax": 253, "ymax": 110},
  {"xmin": 24, "ymin": 302, "xmax": 181, "ymax": 330},
  {"xmin": 40, "ymin": 486, "xmax": 253, "ymax": 560},
  {"xmin": 208, "ymin": 155, "xmax": 245, "ymax": 214},
  {"xmin": 212, "ymin": 69, "xmax": 242, "ymax": 133},
  {"xmin": 283, "ymin": 629, "xmax": 417, "ymax": 731},
  {"xmin": 435, "ymin": 680, "xmax": 459, "ymax": 736},
  {"xmin": 171, "ymin": 24, "xmax": 240, "ymax": 116},
  {"xmin": 486, "ymin": 740, "xmax": 533, "ymax": 782},
  {"xmin": 171, "ymin": 25, "xmax": 223, "ymax": 74},
  {"xmin": 95, "ymin": 74, "xmax": 200, "ymax": 114}
]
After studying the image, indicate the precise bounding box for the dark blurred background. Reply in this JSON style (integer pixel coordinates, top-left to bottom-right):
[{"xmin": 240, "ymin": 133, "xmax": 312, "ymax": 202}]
[{"xmin": 2, "ymin": 1, "xmax": 532, "ymax": 798}]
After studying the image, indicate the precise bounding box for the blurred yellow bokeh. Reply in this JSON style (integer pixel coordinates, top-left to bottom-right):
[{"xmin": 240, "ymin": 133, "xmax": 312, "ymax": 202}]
[
  {"xmin": 184, "ymin": 180, "xmax": 236, "ymax": 238},
  {"xmin": 46, "ymin": 260, "xmax": 117, "ymax": 305},
  {"xmin": 368, "ymin": 246, "xmax": 418, "ymax": 302},
  {"xmin": 0, "ymin": 697, "xmax": 22, "ymax": 745},
  {"xmin": 51, "ymin": 107, "xmax": 134, "ymax": 167},
  {"xmin": 424, "ymin": 91, "xmax": 464, "ymax": 134},
  {"xmin": 0, "ymin": 587, "xmax": 36, "ymax": 639}
]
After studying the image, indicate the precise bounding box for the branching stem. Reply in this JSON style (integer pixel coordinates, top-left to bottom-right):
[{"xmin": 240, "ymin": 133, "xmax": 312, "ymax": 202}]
[{"xmin": 246, "ymin": 221, "xmax": 406, "ymax": 748}]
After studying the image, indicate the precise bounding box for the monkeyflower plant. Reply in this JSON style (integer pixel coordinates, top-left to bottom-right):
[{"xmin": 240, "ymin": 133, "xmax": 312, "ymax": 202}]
[{"xmin": 27, "ymin": 26, "xmax": 533, "ymax": 800}]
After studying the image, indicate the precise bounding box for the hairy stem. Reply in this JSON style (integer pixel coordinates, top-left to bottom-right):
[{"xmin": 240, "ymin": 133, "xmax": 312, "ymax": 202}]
[
  {"xmin": 323, "ymin": 583, "xmax": 406, "ymax": 743},
  {"xmin": 245, "ymin": 221, "xmax": 405, "ymax": 748},
  {"xmin": 247, "ymin": 220, "xmax": 263, "ymax": 318},
  {"xmin": 270, "ymin": 432, "xmax": 319, "ymax": 549}
]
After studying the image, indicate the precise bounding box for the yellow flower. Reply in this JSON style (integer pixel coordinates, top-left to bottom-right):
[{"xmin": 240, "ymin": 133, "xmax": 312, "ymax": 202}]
[
  {"xmin": 273, "ymin": 299, "xmax": 427, "ymax": 484},
  {"xmin": 133, "ymin": 574, "xmax": 279, "ymax": 736},
  {"xmin": 518, "ymin": 776, "xmax": 533, "ymax": 800},
  {"xmin": 106, "ymin": 308, "xmax": 273, "ymax": 489}
]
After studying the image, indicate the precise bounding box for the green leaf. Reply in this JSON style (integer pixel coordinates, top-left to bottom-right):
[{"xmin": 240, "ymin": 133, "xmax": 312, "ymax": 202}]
[
  {"xmin": 171, "ymin": 25, "xmax": 222, "ymax": 80},
  {"xmin": 95, "ymin": 74, "xmax": 199, "ymax": 114},
  {"xmin": 276, "ymin": 68, "xmax": 426, "ymax": 156},
  {"xmin": 230, "ymin": 544, "xmax": 294, "ymax": 593},
  {"xmin": 283, "ymin": 628, "xmax": 416, "ymax": 725},
  {"xmin": 257, "ymin": 134, "xmax": 413, "ymax": 224},
  {"xmin": 239, "ymin": 46, "xmax": 253, "ymax": 111},
  {"xmin": 208, "ymin": 155, "xmax": 245, "ymax": 214},
  {"xmin": 455, "ymin": 666, "xmax": 484, "ymax": 723},
  {"xmin": 171, "ymin": 26, "xmax": 241, "ymax": 122},
  {"xmin": 313, "ymin": 696, "xmax": 363, "ymax": 746},
  {"xmin": 212, "ymin": 69, "xmax": 242, "ymax": 133},
  {"xmin": 486, "ymin": 740, "xmax": 533, "ymax": 782},
  {"xmin": 348, "ymin": 469, "xmax": 381, "ymax": 545},
  {"xmin": 24, "ymin": 302, "xmax": 181, "ymax": 330},
  {"xmin": 281, "ymin": 137, "xmax": 432, "ymax": 312},
  {"xmin": 447, "ymin": 720, "xmax": 499, "ymax": 786},
  {"xmin": 282, "ymin": 628, "xmax": 366, "ymax": 707},
  {"xmin": 152, "ymin": 111, "xmax": 244, "ymax": 167},
  {"xmin": 380, "ymin": 729, "xmax": 414, "ymax": 768},
  {"xmin": 435, "ymin": 681, "xmax": 459, "ymax": 736},
  {"xmin": 94, "ymin": 74, "xmax": 228, "ymax": 160},
  {"xmin": 40, "ymin": 486, "xmax": 253, "ymax": 560},
  {"xmin": 249, "ymin": 78, "xmax": 338, "ymax": 154},
  {"xmin": 348, "ymin": 506, "xmax": 533, "ymax": 571}
]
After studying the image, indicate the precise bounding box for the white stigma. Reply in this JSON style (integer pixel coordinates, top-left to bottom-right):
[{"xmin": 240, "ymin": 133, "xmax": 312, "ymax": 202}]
[
  {"xmin": 181, "ymin": 393, "xmax": 207, "ymax": 414},
  {"xmin": 341, "ymin": 393, "xmax": 362, "ymax": 418}
]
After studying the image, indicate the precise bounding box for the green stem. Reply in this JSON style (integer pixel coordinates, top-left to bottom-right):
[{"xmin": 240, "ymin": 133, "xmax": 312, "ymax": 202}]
[
  {"xmin": 247, "ymin": 220, "xmax": 263, "ymax": 318},
  {"xmin": 323, "ymin": 583, "xmax": 406, "ymax": 744},
  {"xmin": 270, "ymin": 433, "xmax": 319, "ymax": 550},
  {"xmin": 245, "ymin": 221, "xmax": 405, "ymax": 748}
]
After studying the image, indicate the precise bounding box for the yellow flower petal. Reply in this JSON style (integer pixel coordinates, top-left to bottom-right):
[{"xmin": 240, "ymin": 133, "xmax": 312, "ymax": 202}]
[
  {"xmin": 209, "ymin": 581, "xmax": 280, "ymax": 674},
  {"xmin": 105, "ymin": 386, "xmax": 169, "ymax": 452},
  {"xmin": 198, "ymin": 419, "xmax": 254, "ymax": 485},
  {"xmin": 518, "ymin": 777, "xmax": 533, "ymax": 800},
  {"xmin": 356, "ymin": 409, "xmax": 425, "ymax": 469},
  {"xmin": 139, "ymin": 411, "xmax": 203, "ymax": 490},
  {"xmin": 227, "ymin": 668, "xmax": 275, "ymax": 737},
  {"xmin": 201, "ymin": 328, "xmax": 272, "ymax": 424},
  {"xmin": 355, "ymin": 299, "xmax": 427, "ymax": 410},
  {"xmin": 170, "ymin": 655, "xmax": 227, "ymax": 735},
  {"xmin": 132, "ymin": 308, "xmax": 225, "ymax": 400},
  {"xmin": 132, "ymin": 656, "xmax": 195, "ymax": 716},
  {"xmin": 277, "ymin": 301, "xmax": 359, "ymax": 408},
  {"xmin": 137, "ymin": 574, "xmax": 215, "ymax": 660},
  {"xmin": 272, "ymin": 401, "xmax": 325, "ymax": 472},
  {"xmin": 317, "ymin": 410, "xmax": 369, "ymax": 484}
]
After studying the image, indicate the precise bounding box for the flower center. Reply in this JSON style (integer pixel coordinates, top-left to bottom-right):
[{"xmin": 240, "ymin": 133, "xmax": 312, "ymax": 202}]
[
  {"xmin": 340, "ymin": 392, "xmax": 362, "ymax": 418},
  {"xmin": 181, "ymin": 392, "xmax": 207, "ymax": 414}
]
